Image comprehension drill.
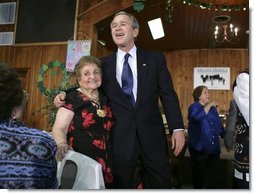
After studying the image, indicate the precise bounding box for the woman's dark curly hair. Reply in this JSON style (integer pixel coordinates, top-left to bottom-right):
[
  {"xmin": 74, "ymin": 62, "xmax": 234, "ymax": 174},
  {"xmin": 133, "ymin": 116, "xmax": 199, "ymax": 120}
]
[
  {"xmin": 74, "ymin": 55, "xmax": 102, "ymax": 82},
  {"xmin": 0, "ymin": 63, "xmax": 23, "ymax": 121},
  {"xmin": 192, "ymin": 85, "xmax": 207, "ymax": 102}
]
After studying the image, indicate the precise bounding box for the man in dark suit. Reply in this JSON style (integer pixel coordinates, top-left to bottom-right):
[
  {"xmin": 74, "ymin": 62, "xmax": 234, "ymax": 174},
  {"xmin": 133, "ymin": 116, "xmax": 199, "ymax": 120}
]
[{"xmin": 54, "ymin": 11, "xmax": 185, "ymax": 189}]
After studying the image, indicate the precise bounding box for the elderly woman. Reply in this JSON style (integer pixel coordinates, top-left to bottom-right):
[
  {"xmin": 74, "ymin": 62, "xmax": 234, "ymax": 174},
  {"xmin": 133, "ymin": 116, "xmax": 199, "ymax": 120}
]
[
  {"xmin": 52, "ymin": 56, "xmax": 114, "ymax": 188},
  {"xmin": 0, "ymin": 63, "xmax": 58, "ymax": 189},
  {"xmin": 188, "ymin": 85, "xmax": 224, "ymax": 189}
]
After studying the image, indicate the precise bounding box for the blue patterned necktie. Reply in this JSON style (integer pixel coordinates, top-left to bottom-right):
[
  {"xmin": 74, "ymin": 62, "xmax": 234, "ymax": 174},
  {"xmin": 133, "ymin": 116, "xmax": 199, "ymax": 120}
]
[{"xmin": 121, "ymin": 53, "xmax": 135, "ymax": 106}]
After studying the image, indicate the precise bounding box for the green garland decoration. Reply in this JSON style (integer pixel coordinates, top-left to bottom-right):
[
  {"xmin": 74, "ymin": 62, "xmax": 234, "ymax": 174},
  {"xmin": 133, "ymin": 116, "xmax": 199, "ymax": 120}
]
[
  {"xmin": 37, "ymin": 60, "xmax": 74, "ymax": 128},
  {"xmin": 176, "ymin": 0, "xmax": 248, "ymax": 11},
  {"xmin": 37, "ymin": 60, "xmax": 69, "ymax": 95}
]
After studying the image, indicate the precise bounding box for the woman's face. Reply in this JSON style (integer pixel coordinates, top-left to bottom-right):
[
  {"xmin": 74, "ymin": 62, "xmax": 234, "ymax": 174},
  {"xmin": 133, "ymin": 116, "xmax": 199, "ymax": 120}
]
[
  {"xmin": 199, "ymin": 87, "xmax": 210, "ymax": 105},
  {"xmin": 78, "ymin": 63, "xmax": 102, "ymax": 90}
]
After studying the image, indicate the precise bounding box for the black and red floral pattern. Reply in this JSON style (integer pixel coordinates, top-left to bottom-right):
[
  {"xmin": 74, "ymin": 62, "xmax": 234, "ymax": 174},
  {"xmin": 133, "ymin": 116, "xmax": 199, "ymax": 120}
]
[{"xmin": 64, "ymin": 89, "xmax": 114, "ymax": 188}]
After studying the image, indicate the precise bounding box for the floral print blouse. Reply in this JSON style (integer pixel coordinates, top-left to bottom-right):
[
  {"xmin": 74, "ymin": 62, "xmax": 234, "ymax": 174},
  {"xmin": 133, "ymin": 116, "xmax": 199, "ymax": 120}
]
[{"xmin": 64, "ymin": 89, "xmax": 114, "ymax": 188}]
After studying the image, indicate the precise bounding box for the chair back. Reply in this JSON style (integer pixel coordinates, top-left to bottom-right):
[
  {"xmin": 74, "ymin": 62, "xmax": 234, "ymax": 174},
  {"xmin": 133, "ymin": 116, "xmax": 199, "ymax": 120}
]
[{"xmin": 57, "ymin": 150, "xmax": 105, "ymax": 189}]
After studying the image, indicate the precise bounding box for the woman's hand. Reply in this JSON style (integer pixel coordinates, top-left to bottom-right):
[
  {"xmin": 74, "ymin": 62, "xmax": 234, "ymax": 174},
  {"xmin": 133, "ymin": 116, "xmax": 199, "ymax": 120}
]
[
  {"xmin": 210, "ymin": 102, "xmax": 218, "ymax": 108},
  {"xmin": 204, "ymin": 102, "xmax": 217, "ymax": 113}
]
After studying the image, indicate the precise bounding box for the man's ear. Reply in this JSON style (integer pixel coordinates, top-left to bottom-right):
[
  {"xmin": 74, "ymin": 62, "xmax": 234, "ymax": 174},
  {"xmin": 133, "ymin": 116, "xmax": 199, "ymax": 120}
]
[{"xmin": 133, "ymin": 28, "xmax": 139, "ymax": 39}]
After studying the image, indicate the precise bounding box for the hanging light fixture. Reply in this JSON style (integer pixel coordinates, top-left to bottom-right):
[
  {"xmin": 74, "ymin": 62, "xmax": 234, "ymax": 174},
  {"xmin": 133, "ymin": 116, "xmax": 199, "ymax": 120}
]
[
  {"xmin": 214, "ymin": 24, "xmax": 239, "ymax": 45},
  {"xmin": 213, "ymin": 15, "xmax": 239, "ymax": 45}
]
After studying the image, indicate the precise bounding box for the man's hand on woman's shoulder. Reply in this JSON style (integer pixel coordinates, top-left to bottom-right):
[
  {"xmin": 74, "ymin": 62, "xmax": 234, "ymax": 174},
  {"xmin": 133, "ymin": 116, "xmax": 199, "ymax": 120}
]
[{"xmin": 54, "ymin": 92, "xmax": 66, "ymax": 108}]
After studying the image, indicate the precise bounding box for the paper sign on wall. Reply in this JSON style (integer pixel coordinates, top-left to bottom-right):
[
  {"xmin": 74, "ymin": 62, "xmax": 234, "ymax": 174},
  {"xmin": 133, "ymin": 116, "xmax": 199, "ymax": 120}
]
[
  {"xmin": 194, "ymin": 67, "xmax": 230, "ymax": 90},
  {"xmin": 65, "ymin": 40, "xmax": 91, "ymax": 72}
]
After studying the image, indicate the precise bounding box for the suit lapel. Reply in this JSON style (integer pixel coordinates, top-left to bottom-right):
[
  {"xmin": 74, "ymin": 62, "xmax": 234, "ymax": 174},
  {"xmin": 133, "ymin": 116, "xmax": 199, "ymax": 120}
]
[
  {"xmin": 106, "ymin": 54, "xmax": 119, "ymax": 88},
  {"xmin": 135, "ymin": 48, "xmax": 149, "ymax": 107},
  {"xmin": 105, "ymin": 53, "xmax": 135, "ymax": 110}
]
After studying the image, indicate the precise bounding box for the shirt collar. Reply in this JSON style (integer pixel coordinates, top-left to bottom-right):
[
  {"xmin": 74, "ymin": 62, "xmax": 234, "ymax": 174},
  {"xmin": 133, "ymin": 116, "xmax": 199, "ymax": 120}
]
[{"xmin": 117, "ymin": 45, "xmax": 137, "ymax": 62}]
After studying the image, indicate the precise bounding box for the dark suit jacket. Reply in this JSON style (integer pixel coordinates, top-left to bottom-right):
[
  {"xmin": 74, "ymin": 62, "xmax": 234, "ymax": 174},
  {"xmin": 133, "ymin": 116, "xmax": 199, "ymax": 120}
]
[{"xmin": 101, "ymin": 47, "xmax": 184, "ymax": 161}]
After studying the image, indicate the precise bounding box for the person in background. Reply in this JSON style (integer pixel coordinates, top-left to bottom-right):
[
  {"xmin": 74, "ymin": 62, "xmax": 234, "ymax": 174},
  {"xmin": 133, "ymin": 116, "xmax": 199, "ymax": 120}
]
[
  {"xmin": 52, "ymin": 56, "xmax": 114, "ymax": 188},
  {"xmin": 188, "ymin": 85, "xmax": 225, "ymax": 189},
  {"xmin": 0, "ymin": 63, "xmax": 58, "ymax": 189},
  {"xmin": 224, "ymin": 99, "xmax": 238, "ymax": 153},
  {"xmin": 54, "ymin": 11, "xmax": 185, "ymax": 189},
  {"xmin": 231, "ymin": 69, "xmax": 249, "ymax": 189}
]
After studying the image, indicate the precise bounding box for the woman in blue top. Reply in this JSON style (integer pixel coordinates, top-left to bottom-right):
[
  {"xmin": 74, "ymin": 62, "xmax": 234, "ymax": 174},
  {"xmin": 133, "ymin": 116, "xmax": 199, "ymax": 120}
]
[
  {"xmin": 0, "ymin": 63, "xmax": 58, "ymax": 189},
  {"xmin": 188, "ymin": 85, "xmax": 224, "ymax": 189}
]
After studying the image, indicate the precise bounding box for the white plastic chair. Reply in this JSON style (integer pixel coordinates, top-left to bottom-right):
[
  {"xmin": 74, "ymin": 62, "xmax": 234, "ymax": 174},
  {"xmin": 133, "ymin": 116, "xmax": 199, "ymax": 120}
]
[{"xmin": 57, "ymin": 150, "xmax": 105, "ymax": 189}]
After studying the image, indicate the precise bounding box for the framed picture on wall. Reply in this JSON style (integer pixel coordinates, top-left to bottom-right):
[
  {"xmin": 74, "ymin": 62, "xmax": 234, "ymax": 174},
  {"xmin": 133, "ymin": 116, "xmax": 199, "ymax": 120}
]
[{"xmin": 193, "ymin": 67, "xmax": 230, "ymax": 90}]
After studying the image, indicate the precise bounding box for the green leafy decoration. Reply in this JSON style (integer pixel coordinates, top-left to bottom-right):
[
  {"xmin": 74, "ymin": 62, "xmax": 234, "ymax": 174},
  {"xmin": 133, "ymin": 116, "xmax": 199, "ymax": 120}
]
[{"xmin": 37, "ymin": 60, "xmax": 76, "ymax": 127}]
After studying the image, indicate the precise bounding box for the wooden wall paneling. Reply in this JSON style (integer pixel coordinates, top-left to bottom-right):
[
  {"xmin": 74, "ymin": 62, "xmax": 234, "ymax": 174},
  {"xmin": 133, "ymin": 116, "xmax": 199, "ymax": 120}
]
[
  {"xmin": 77, "ymin": 0, "xmax": 133, "ymax": 58},
  {"xmin": 0, "ymin": 46, "xmax": 9, "ymax": 62},
  {"xmin": 8, "ymin": 46, "xmax": 16, "ymax": 65},
  {"xmin": 24, "ymin": 47, "xmax": 40, "ymax": 127},
  {"xmin": 78, "ymin": 0, "xmax": 133, "ymax": 23},
  {"xmin": 0, "ymin": 46, "xmax": 248, "ymax": 131},
  {"xmin": 181, "ymin": 51, "xmax": 198, "ymax": 125},
  {"xmin": 14, "ymin": 47, "xmax": 34, "ymax": 128},
  {"xmin": 21, "ymin": 48, "xmax": 35, "ymax": 127},
  {"xmin": 15, "ymin": 67, "xmax": 29, "ymax": 122},
  {"xmin": 33, "ymin": 45, "xmax": 69, "ymax": 131},
  {"xmin": 0, "ymin": 47, "xmax": 4, "ymax": 59},
  {"xmin": 0, "ymin": 45, "xmax": 69, "ymax": 131},
  {"xmin": 164, "ymin": 49, "xmax": 248, "ymax": 128}
]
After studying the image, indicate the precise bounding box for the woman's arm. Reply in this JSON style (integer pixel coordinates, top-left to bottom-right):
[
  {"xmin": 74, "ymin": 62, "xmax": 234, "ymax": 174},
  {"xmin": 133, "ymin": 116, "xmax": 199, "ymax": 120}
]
[
  {"xmin": 188, "ymin": 103, "xmax": 206, "ymax": 121},
  {"xmin": 52, "ymin": 107, "xmax": 74, "ymax": 160}
]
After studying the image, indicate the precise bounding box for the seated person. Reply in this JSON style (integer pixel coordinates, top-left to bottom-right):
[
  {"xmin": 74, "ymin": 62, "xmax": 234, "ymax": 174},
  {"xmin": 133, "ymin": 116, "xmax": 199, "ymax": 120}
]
[{"xmin": 0, "ymin": 63, "xmax": 58, "ymax": 189}]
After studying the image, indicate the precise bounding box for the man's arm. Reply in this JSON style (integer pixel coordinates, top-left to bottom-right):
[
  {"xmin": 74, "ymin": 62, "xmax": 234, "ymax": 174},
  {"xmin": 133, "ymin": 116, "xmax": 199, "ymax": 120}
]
[
  {"xmin": 157, "ymin": 53, "xmax": 185, "ymax": 156},
  {"xmin": 54, "ymin": 87, "xmax": 77, "ymax": 108}
]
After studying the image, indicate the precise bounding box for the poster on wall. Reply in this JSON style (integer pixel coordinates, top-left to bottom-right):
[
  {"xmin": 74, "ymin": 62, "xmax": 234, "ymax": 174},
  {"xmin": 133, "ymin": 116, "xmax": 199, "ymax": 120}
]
[
  {"xmin": 193, "ymin": 67, "xmax": 230, "ymax": 90},
  {"xmin": 65, "ymin": 40, "xmax": 91, "ymax": 72}
]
